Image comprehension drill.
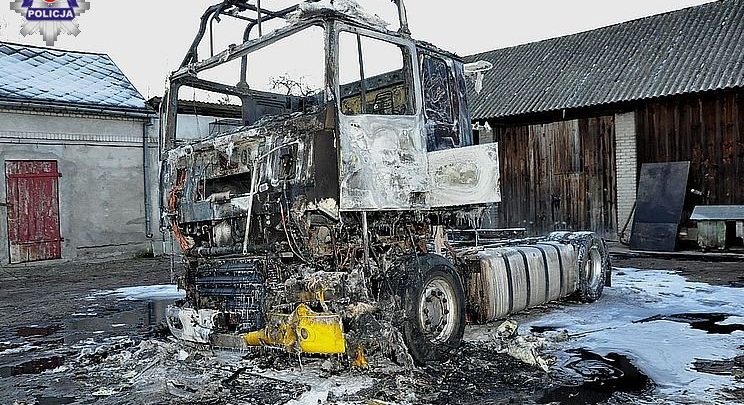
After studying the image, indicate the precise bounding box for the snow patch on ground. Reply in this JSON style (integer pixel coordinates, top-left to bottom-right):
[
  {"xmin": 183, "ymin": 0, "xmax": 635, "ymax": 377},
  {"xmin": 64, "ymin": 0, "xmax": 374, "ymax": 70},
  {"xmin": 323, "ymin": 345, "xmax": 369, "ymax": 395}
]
[
  {"xmin": 514, "ymin": 267, "xmax": 744, "ymax": 404},
  {"xmin": 0, "ymin": 343, "xmax": 39, "ymax": 356},
  {"xmin": 92, "ymin": 285, "xmax": 184, "ymax": 301}
]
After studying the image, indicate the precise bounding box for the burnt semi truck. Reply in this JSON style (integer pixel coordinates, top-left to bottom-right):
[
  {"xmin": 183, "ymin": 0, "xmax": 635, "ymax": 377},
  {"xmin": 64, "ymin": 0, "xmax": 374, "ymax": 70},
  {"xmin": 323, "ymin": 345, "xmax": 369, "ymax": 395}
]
[{"xmin": 159, "ymin": 0, "xmax": 611, "ymax": 364}]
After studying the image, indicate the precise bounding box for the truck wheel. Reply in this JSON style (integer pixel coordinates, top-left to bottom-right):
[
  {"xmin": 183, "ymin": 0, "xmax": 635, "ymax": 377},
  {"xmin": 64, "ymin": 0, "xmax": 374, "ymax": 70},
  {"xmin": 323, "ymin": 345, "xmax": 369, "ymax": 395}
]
[
  {"xmin": 546, "ymin": 231, "xmax": 572, "ymax": 242},
  {"xmin": 393, "ymin": 255, "xmax": 466, "ymax": 364},
  {"xmin": 574, "ymin": 234, "xmax": 609, "ymax": 303}
]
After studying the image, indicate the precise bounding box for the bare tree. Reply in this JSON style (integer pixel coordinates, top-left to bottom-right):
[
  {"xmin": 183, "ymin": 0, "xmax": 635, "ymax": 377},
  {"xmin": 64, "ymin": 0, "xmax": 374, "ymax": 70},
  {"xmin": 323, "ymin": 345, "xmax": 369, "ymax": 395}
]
[
  {"xmin": 217, "ymin": 94, "xmax": 233, "ymax": 105},
  {"xmin": 0, "ymin": 15, "xmax": 22, "ymax": 42},
  {"xmin": 0, "ymin": 16, "xmax": 8, "ymax": 39},
  {"xmin": 270, "ymin": 74, "xmax": 315, "ymax": 97}
]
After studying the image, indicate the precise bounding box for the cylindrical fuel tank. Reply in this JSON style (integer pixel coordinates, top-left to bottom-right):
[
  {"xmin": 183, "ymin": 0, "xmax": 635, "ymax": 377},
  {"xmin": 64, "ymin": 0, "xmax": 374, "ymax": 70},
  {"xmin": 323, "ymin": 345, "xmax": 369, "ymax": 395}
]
[{"xmin": 467, "ymin": 241, "xmax": 579, "ymax": 323}]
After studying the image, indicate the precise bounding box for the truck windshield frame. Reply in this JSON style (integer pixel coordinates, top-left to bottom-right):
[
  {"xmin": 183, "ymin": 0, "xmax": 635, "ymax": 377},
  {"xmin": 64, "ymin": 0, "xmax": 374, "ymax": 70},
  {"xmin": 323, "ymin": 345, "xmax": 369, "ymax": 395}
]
[{"xmin": 161, "ymin": 19, "xmax": 331, "ymax": 153}]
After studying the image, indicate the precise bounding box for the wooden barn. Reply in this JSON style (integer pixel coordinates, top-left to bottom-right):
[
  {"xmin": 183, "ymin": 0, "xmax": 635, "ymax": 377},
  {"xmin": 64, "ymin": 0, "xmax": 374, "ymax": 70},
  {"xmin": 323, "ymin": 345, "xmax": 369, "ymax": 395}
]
[{"xmin": 466, "ymin": 0, "xmax": 744, "ymax": 239}]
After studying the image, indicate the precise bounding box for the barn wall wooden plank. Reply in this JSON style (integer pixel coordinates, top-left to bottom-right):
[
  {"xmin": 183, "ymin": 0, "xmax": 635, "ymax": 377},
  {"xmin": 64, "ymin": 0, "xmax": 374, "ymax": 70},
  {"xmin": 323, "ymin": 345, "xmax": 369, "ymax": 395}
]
[
  {"xmin": 635, "ymin": 91, "xmax": 744, "ymax": 210},
  {"xmin": 493, "ymin": 115, "xmax": 617, "ymax": 237},
  {"xmin": 736, "ymin": 92, "xmax": 744, "ymax": 202}
]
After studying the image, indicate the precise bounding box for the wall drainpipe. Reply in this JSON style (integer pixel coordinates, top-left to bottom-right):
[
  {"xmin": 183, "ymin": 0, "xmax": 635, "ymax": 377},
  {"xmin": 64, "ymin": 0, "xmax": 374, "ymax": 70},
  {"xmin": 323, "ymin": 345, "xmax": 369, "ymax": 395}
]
[{"xmin": 143, "ymin": 120, "xmax": 155, "ymax": 254}]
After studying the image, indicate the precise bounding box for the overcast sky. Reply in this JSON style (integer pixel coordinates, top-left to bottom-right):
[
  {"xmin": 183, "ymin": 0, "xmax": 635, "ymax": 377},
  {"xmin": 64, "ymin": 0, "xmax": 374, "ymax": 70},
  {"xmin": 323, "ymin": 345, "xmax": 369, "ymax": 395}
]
[{"xmin": 0, "ymin": 0, "xmax": 713, "ymax": 99}]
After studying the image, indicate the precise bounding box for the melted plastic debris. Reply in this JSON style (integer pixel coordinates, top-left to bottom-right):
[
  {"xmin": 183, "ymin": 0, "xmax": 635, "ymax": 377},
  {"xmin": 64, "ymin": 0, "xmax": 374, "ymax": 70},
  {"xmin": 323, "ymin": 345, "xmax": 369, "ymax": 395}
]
[
  {"xmin": 539, "ymin": 349, "xmax": 653, "ymax": 405},
  {"xmin": 635, "ymin": 312, "xmax": 744, "ymax": 334},
  {"xmin": 503, "ymin": 335, "xmax": 551, "ymax": 372}
]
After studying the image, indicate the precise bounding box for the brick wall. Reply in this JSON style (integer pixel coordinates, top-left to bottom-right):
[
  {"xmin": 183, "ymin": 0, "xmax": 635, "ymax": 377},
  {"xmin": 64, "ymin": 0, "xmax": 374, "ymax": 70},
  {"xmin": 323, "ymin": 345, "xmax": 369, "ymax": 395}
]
[
  {"xmin": 615, "ymin": 112, "xmax": 637, "ymax": 237},
  {"xmin": 479, "ymin": 128, "xmax": 494, "ymax": 144}
]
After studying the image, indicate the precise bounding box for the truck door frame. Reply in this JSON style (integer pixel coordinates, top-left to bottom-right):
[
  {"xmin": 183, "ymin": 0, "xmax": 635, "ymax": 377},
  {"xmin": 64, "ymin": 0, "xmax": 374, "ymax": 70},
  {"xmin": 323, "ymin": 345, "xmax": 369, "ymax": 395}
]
[{"xmin": 333, "ymin": 22, "xmax": 429, "ymax": 211}]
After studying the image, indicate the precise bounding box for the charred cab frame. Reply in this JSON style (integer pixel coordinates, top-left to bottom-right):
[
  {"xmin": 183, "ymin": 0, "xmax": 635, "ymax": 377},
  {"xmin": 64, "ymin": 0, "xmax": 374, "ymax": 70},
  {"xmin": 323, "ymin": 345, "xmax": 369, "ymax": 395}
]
[{"xmin": 159, "ymin": 0, "xmax": 611, "ymax": 365}]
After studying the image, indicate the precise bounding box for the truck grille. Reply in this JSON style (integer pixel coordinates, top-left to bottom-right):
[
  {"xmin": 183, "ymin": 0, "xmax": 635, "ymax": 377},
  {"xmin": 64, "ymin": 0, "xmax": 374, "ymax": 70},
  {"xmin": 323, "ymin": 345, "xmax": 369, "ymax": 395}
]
[{"xmin": 195, "ymin": 260, "xmax": 266, "ymax": 332}]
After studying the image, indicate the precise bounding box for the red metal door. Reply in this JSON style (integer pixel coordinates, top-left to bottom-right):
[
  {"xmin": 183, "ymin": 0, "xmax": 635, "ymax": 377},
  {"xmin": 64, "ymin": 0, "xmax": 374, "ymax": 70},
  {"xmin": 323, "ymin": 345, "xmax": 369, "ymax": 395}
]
[{"xmin": 5, "ymin": 160, "xmax": 62, "ymax": 263}]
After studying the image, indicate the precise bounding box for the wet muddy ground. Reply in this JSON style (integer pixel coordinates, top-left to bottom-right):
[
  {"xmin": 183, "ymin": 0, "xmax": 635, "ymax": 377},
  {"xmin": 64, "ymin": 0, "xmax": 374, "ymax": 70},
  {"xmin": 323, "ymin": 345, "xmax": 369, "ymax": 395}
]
[{"xmin": 0, "ymin": 256, "xmax": 742, "ymax": 404}]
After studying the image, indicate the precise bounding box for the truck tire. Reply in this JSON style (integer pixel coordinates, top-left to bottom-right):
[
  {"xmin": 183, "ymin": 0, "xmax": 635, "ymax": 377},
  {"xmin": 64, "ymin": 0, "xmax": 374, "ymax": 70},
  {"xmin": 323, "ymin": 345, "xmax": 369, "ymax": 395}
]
[
  {"xmin": 391, "ymin": 254, "xmax": 466, "ymax": 364},
  {"xmin": 573, "ymin": 233, "xmax": 609, "ymax": 303}
]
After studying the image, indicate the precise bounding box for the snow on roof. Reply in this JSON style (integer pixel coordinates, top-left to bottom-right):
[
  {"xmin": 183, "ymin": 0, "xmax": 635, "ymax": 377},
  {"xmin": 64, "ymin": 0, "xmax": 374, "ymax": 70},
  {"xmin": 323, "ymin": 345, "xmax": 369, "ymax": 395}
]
[{"xmin": 0, "ymin": 41, "xmax": 149, "ymax": 112}]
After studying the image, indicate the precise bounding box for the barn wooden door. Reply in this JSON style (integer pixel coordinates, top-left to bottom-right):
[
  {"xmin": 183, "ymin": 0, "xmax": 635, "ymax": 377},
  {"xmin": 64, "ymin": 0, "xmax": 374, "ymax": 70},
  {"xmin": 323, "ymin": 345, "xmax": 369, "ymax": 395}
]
[{"xmin": 5, "ymin": 160, "xmax": 62, "ymax": 263}]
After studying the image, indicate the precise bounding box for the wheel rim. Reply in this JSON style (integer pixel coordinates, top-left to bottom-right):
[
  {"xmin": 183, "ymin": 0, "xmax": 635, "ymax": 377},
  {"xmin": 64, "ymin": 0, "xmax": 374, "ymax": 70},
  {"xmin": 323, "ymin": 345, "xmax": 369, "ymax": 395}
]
[
  {"xmin": 585, "ymin": 246, "xmax": 603, "ymax": 288},
  {"xmin": 419, "ymin": 277, "xmax": 457, "ymax": 344}
]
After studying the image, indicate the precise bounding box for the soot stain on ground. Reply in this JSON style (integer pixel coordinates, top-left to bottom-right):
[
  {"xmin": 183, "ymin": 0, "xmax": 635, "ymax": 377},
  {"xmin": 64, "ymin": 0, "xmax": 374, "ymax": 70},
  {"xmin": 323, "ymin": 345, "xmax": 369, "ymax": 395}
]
[
  {"xmin": 693, "ymin": 355, "xmax": 744, "ymax": 377},
  {"xmin": 0, "ymin": 355, "xmax": 65, "ymax": 378},
  {"xmin": 34, "ymin": 396, "xmax": 76, "ymax": 405},
  {"xmin": 428, "ymin": 342, "xmax": 550, "ymax": 404},
  {"xmin": 635, "ymin": 312, "xmax": 744, "ymax": 334},
  {"xmin": 530, "ymin": 325, "xmax": 561, "ymax": 333},
  {"xmin": 16, "ymin": 325, "xmax": 61, "ymax": 338},
  {"xmin": 344, "ymin": 341, "xmax": 553, "ymax": 405},
  {"xmin": 539, "ymin": 349, "xmax": 653, "ymax": 405}
]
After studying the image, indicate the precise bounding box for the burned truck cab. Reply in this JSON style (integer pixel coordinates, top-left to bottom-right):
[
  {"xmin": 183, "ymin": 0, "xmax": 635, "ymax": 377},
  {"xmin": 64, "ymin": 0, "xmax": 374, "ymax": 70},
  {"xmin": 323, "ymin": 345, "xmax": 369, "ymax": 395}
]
[{"xmin": 160, "ymin": 0, "xmax": 610, "ymax": 364}]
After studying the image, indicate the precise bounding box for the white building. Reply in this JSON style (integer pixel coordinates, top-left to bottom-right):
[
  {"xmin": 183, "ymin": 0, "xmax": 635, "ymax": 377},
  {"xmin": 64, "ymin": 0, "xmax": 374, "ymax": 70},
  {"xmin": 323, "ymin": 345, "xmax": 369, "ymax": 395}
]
[{"xmin": 0, "ymin": 41, "xmax": 159, "ymax": 264}]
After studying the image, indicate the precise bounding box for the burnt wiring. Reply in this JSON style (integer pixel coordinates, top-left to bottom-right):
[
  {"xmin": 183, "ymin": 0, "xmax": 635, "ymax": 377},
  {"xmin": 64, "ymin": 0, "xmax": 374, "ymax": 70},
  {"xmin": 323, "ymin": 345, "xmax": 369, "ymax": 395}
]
[
  {"xmin": 279, "ymin": 196, "xmax": 312, "ymax": 265},
  {"xmin": 279, "ymin": 149, "xmax": 313, "ymax": 265},
  {"xmin": 241, "ymin": 140, "xmax": 302, "ymax": 254},
  {"xmin": 338, "ymin": 244, "xmax": 356, "ymax": 269},
  {"xmin": 168, "ymin": 172, "xmax": 192, "ymax": 252},
  {"xmin": 192, "ymin": 161, "xmax": 215, "ymax": 201}
]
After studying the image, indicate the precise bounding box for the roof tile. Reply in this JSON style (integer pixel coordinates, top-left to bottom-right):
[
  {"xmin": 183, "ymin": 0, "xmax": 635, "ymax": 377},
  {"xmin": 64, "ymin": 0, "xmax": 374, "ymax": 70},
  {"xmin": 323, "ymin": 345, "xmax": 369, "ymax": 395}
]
[{"xmin": 0, "ymin": 42, "xmax": 148, "ymax": 111}]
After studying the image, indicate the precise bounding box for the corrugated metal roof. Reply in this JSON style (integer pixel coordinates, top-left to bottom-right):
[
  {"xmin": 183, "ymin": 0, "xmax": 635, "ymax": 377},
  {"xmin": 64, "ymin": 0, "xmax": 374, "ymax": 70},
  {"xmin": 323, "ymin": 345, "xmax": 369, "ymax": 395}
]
[
  {"xmin": 0, "ymin": 41, "xmax": 148, "ymax": 111},
  {"xmin": 465, "ymin": 0, "xmax": 744, "ymax": 120}
]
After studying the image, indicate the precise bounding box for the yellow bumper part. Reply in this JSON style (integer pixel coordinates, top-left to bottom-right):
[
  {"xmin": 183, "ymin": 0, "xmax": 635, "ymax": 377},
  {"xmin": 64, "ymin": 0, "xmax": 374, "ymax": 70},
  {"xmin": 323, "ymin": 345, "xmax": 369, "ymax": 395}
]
[{"xmin": 242, "ymin": 304, "xmax": 346, "ymax": 355}]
